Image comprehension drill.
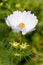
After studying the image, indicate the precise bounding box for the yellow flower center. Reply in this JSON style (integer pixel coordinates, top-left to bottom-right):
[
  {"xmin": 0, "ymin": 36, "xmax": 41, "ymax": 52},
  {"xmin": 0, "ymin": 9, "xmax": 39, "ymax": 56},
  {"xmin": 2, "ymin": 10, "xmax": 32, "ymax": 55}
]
[
  {"xmin": 20, "ymin": 43, "xmax": 26, "ymax": 49},
  {"xmin": 19, "ymin": 23, "xmax": 25, "ymax": 28},
  {"xmin": 21, "ymin": 44, "xmax": 26, "ymax": 48}
]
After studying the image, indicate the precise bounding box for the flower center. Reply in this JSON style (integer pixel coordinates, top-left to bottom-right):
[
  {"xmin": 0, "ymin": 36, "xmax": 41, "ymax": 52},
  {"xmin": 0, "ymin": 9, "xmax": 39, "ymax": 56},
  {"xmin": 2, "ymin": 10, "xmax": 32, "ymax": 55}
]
[{"xmin": 19, "ymin": 23, "xmax": 25, "ymax": 28}]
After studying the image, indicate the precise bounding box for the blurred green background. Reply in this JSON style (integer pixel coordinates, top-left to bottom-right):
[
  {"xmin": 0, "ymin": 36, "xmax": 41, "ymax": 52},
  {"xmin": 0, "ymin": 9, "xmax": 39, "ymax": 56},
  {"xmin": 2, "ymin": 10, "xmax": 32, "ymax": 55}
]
[{"xmin": 0, "ymin": 0, "xmax": 43, "ymax": 65}]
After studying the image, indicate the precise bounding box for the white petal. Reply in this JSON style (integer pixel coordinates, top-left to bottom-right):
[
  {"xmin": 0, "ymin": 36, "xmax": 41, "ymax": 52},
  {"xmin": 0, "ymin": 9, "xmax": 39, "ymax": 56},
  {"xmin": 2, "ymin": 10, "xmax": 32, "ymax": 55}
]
[
  {"xmin": 24, "ymin": 13, "xmax": 38, "ymax": 32},
  {"xmin": 22, "ymin": 31, "xmax": 26, "ymax": 35},
  {"xmin": 5, "ymin": 16, "xmax": 11, "ymax": 26},
  {"xmin": 13, "ymin": 11, "xmax": 22, "ymax": 24}
]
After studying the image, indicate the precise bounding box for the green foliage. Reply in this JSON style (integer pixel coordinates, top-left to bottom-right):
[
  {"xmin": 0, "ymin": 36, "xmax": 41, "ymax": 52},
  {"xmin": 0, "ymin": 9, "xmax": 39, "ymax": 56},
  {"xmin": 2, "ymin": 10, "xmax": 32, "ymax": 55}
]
[{"xmin": 0, "ymin": 0, "xmax": 43, "ymax": 65}]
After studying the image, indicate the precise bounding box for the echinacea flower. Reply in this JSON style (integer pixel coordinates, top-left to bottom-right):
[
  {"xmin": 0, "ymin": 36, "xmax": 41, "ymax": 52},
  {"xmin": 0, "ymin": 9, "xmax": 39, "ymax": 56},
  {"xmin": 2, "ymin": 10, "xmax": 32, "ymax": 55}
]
[{"xmin": 5, "ymin": 11, "xmax": 38, "ymax": 35}]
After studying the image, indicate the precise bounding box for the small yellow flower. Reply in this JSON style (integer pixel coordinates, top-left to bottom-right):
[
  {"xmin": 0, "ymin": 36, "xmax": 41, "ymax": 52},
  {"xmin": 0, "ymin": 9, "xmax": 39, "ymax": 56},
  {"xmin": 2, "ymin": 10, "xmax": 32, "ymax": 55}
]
[
  {"xmin": 0, "ymin": 2, "xmax": 3, "ymax": 7},
  {"xmin": 14, "ymin": 53, "xmax": 20, "ymax": 56},
  {"xmin": 10, "ymin": 42, "xmax": 19, "ymax": 47},
  {"xmin": 15, "ymin": 3, "xmax": 21, "ymax": 8},
  {"xmin": 20, "ymin": 43, "xmax": 29, "ymax": 49}
]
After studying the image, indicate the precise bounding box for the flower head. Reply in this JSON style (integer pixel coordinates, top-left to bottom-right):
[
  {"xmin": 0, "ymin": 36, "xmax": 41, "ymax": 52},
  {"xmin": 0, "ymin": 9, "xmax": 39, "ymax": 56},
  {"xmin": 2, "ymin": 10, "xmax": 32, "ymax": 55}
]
[
  {"xmin": 10, "ymin": 42, "xmax": 19, "ymax": 47},
  {"xmin": 0, "ymin": 2, "xmax": 3, "ymax": 7},
  {"xmin": 6, "ymin": 11, "xmax": 38, "ymax": 35},
  {"xmin": 15, "ymin": 3, "xmax": 21, "ymax": 8},
  {"xmin": 20, "ymin": 43, "xmax": 29, "ymax": 49},
  {"xmin": 14, "ymin": 52, "xmax": 20, "ymax": 56}
]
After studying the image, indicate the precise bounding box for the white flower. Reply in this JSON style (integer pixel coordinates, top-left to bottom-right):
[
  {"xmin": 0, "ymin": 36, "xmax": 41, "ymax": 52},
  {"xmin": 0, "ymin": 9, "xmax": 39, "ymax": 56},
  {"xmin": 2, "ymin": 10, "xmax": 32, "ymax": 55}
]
[{"xmin": 5, "ymin": 11, "xmax": 38, "ymax": 35}]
